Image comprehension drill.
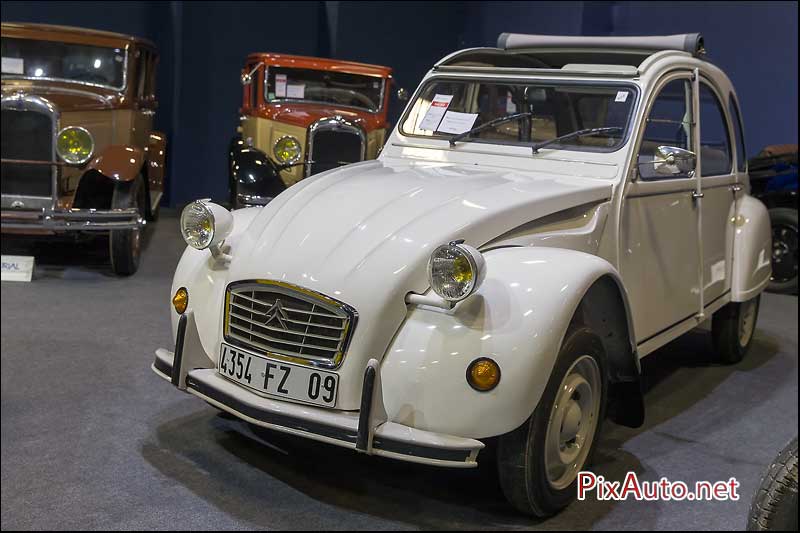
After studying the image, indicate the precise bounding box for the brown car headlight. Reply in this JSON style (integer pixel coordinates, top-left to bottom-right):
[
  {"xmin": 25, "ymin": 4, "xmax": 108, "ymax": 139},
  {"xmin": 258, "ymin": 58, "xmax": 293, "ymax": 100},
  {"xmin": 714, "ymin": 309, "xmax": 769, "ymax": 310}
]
[
  {"xmin": 273, "ymin": 135, "xmax": 302, "ymax": 164},
  {"xmin": 56, "ymin": 126, "xmax": 94, "ymax": 165}
]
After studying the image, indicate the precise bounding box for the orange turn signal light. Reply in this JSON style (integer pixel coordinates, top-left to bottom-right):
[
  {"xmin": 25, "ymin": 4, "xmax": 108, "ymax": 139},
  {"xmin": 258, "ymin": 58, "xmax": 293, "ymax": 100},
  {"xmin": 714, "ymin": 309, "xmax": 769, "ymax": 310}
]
[
  {"xmin": 172, "ymin": 287, "xmax": 189, "ymax": 314},
  {"xmin": 466, "ymin": 357, "xmax": 501, "ymax": 392}
]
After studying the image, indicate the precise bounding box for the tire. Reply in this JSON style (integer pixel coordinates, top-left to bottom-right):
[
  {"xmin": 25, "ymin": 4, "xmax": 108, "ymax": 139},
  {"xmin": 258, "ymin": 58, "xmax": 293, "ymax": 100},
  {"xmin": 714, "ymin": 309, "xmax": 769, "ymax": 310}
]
[
  {"xmin": 109, "ymin": 176, "xmax": 145, "ymax": 276},
  {"xmin": 747, "ymin": 438, "xmax": 798, "ymax": 531},
  {"xmin": 711, "ymin": 295, "xmax": 760, "ymax": 365},
  {"xmin": 767, "ymin": 208, "xmax": 798, "ymax": 294},
  {"xmin": 497, "ymin": 326, "xmax": 607, "ymax": 517}
]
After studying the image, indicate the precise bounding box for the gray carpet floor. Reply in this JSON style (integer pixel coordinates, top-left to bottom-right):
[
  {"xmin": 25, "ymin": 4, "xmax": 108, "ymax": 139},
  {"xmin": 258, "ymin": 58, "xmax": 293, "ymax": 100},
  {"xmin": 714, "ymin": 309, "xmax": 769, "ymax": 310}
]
[{"xmin": 1, "ymin": 211, "xmax": 797, "ymax": 531}]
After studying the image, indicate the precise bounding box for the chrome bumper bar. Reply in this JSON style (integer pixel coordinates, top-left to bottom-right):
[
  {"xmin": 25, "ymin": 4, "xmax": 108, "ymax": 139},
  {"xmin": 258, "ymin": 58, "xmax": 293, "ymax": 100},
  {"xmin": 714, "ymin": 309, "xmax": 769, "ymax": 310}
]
[
  {"xmin": 153, "ymin": 312, "xmax": 484, "ymax": 468},
  {"xmin": 1, "ymin": 207, "xmax": 143, "ymax": 231}
]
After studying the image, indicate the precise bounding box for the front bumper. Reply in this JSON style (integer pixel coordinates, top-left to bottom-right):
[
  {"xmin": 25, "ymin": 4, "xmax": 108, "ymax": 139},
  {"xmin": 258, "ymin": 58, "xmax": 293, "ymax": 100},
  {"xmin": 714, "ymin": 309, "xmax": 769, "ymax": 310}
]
[
  {"xmin": 152, "ymin": 312, "xmax": 484, "ymax": 468},
  {"xmin": 1, "ymin": 207, "xmax": 143, "ymax": 232}
]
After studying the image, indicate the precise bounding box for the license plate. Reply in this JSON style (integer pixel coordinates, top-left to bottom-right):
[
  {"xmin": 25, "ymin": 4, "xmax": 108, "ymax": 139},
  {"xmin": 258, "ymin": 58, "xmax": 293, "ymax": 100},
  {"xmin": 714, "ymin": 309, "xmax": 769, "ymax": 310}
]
[{"xmin": 218, "ymin": 343, "xmax": 338, "ymax": 407}]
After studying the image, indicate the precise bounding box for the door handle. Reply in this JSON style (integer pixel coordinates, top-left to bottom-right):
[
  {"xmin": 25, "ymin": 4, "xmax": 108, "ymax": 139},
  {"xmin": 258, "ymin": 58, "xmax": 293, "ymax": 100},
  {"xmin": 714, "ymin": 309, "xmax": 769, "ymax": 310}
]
[
  {"xmin": 140, "ymin": 109, "xmax": 156, "ymax": 117},
  {"xmin": 731, "ymin": 184, "xmax": 743, "ymax": 193}
]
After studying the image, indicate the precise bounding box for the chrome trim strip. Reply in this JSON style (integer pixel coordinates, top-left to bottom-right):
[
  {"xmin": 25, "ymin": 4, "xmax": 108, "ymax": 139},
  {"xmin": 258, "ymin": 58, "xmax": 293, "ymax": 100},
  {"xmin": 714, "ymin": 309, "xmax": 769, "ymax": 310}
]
[{"xmin": 1, "ymin": 207, "xmax": 144, "ymax": 231}]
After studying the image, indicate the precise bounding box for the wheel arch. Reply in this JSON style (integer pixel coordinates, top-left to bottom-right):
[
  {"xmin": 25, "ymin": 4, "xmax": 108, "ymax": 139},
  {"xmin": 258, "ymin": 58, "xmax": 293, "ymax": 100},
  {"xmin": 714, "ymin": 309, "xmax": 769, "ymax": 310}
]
[
  {"xmin": 380, "ymin": 246, "xmax": 645, "ymax": 439},
  {"xmin": 571, "ymin": 274, "xmax": 644, "ymax": 428}
]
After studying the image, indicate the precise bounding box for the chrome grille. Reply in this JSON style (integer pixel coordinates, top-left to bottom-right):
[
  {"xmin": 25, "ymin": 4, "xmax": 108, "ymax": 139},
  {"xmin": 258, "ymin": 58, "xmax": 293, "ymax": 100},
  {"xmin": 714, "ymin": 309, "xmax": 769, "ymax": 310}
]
[{"xmin": 225, "ymin": 281, "xmax": 355, "ymax": 368}]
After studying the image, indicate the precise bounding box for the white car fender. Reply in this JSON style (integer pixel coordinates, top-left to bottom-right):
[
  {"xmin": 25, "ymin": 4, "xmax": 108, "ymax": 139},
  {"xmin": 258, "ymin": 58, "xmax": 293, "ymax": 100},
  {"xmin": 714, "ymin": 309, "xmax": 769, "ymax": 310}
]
[
  {"xmin": 170, "ymin": 207, "xmax": 262, "ymax": 352},
  {"xmin": 380, "ymin": 246, "xmax": 635, "ymax": 440},
  {"xmin": 731, "ymin": 195, "xmax": 772, "ymax": 302}
]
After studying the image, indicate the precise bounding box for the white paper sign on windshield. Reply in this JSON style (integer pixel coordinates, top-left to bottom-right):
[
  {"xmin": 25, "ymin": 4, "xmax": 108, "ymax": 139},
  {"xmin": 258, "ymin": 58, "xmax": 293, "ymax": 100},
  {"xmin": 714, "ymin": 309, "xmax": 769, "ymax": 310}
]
[
  {"xmin": 419, "ymin": 94, "xmax": 453, "ymax": 131},
  {"xmin": 275, "ymin": 74, "xmax": 287, "ymax": 97},
  {"xmin": 437, "ymin": 111, "xmax": 479, "ymax": 134},
  {"xmin": 286, "ymin": 84, "xmax": 305, "ymax": 99},
  {"xmin": 2, "ymin": 57, "xmax": 24, "ymax": 74}
]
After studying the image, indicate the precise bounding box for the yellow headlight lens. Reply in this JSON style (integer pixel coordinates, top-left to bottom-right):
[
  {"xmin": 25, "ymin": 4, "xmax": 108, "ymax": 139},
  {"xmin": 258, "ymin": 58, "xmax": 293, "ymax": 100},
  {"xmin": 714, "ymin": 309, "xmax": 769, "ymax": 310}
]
[
  {"xmin": 172, "ymin": 287, "xmax": 189, "ymax": 314},
  {"xmin": 428, "ymin": 244, "xmax": 478, "ymax": 302},
  {"xmin": 56, "ymin": 126, "xmax": 94, "ymax": 165},
  {"xmin": 273, "ymin": 136, "xmax": 301, "ymax": 164},
  {"xmin": 467, "ymin": 358, "xmax": 501, "ymax": 392},
  {"xmin": 180, "ymin": 201, "xmax": 215, "ymax": 249}
]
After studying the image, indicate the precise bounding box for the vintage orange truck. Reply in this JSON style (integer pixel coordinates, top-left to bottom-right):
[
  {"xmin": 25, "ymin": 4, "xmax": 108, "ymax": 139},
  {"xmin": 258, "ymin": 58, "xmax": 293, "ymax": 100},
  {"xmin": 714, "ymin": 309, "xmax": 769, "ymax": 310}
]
[{"xmin": 229, "ymin": 53, "xmax": 402, "ymax": 208}]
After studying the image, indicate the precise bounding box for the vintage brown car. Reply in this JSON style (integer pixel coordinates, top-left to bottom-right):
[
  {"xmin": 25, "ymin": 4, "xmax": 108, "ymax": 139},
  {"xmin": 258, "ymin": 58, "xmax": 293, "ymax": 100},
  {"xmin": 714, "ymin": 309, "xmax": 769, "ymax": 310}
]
[
  {"xmin": 1, "ymin": 22, "xmax": 166, "ymax": 275},
  {"xmin": 230, "ymin": 53, "xmax": 401, "ymax": 208}
]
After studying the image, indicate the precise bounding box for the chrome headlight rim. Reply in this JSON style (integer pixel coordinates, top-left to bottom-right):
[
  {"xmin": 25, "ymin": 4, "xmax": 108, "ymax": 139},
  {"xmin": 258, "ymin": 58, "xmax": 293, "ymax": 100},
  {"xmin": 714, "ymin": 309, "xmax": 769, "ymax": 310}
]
[
  {"xmin": 180, "ymin": 200, "xmax": 216, "ymax": 250},
  {"xmin": 273, "ymin": 135, "xmax": 302, "ymax": 164},
  {"xmin": 427, "ymin": 241, "xmax": 485, "ymax": 303},
  {"xmin": 55, "ymin": 125, "xmax": 95, "ymax": 165}
]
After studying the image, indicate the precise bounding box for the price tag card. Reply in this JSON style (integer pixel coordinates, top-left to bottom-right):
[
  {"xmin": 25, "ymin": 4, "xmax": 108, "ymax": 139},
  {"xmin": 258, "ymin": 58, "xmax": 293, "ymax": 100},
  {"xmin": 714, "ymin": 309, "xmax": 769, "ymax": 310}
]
[
  {"xmin": 286, "ymin": 84, "xmax": 305, "ymax": 99},
  {"xmin": 275, "ymin": 74, "xmax": 287, "ymax": 97},
  {"xmin": 1, "ymin": 255, "xmax": 34, "ymax": 282},
  {"xmin": 418, "ymin": 94, "xmax": 453, "ymax": 131},
  {"xmin": 2, "ymin": 57, "xmax": 24, "ymax": 74},
  {"xmin": 437, "ymin": 111, "xmax": 479, "ymax": 134}
]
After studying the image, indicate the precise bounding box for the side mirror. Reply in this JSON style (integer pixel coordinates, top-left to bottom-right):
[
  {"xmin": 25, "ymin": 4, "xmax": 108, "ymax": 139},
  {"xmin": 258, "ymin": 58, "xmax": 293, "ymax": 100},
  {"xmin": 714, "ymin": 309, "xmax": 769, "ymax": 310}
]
[
  {"xmin": 652, "ymin": 145, "xmax": 696, "ymax": 176},
  {"xmin": 240, "ymin": 62, "xmax": 264, "ymax": 86},
  {"xmin": 396, "ymin": 88, "xmax": 409, "ymax": 101}
]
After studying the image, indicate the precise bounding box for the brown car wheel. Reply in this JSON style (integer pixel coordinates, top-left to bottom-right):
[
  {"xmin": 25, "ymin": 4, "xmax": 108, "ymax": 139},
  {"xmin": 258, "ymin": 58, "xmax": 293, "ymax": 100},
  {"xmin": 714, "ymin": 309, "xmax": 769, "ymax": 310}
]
[{"xmin": 109, "ymin": 175, "xmax": 145, "ymax": 276}]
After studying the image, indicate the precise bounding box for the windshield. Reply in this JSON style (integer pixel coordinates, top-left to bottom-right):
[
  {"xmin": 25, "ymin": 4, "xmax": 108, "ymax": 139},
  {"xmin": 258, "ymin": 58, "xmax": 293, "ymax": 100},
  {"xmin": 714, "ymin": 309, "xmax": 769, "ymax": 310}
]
[
  {"xmin": 400, "ymin": 78, "xmax": 636, "ymax": 152},
  {"xmin": 265, "ymin": 67, "xmax": 384, "ymax": 112},
  {"xmin": 1, "ymin": 37, "xmax": 126, "ymax": 90}
]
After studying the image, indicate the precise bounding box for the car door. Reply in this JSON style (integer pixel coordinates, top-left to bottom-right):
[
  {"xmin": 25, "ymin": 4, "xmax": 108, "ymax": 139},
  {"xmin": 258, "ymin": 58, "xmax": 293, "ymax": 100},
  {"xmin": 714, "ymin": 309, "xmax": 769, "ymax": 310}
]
[
  {"xmin": 620, "ymin": 74, "xmax": 701, "ymax": 342},
  {"xmin": 697, "ymin": 80, "xmax": 737, "ymax": 307}
]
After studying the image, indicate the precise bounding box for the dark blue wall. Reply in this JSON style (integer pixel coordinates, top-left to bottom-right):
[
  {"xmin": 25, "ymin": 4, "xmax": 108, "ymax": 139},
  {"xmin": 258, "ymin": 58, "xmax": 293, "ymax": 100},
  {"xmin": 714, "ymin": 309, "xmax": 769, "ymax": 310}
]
[{"xmin": 2, "ymin": 1, "xmax": 797, "ymax": 205}]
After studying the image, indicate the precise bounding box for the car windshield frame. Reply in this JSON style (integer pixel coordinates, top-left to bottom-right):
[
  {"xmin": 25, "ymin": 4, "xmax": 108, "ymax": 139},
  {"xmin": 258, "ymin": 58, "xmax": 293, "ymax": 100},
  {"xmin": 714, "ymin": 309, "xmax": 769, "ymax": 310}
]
[
  {"xmin": 398, "ymin": 74, "xmax": 641, "ymax": 154},
  {"xmin": 1, "ymin": 36, "xmax": 129, "ymax": 92},
  {"xmin": 263, "ymin": 66, "xmax": 386, "ymax": 114}
]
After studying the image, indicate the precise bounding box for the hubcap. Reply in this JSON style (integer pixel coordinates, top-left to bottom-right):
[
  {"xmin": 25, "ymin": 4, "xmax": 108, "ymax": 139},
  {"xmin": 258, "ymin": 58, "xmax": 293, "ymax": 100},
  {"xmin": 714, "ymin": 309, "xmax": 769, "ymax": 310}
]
[
  {"xmin": 771, "ymin": 224, "xmax": 798, "ymax": 284},
  {"xmin": 544, "ymin": 355, "xmax": 602, "ymax": 490},
  {"xmin": 738, "ymin": 299, "xmax": 757, "ymax": 348}
]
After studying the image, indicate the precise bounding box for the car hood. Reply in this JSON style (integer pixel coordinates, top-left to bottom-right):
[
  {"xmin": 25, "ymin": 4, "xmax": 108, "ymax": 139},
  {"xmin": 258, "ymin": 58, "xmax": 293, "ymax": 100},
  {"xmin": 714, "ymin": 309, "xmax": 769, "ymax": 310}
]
[
  {"xmin": 228, "ymin": 159, "xmax": 611, "ymax": 386},
  {"xmin": 233, "ymin": 159, "xmax": 611, "ymax": 284}
]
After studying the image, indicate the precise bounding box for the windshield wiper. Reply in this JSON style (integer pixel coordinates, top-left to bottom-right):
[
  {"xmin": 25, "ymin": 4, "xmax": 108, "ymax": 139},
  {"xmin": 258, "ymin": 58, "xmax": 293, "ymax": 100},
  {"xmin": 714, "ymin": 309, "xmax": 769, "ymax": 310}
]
[
  {"xmin": 448, "ymin": 112, "xmax": 532, "ymax": 147},
  {"xmin": 530, "ymin": 126, "xmax": 623, "ymax": 154}
]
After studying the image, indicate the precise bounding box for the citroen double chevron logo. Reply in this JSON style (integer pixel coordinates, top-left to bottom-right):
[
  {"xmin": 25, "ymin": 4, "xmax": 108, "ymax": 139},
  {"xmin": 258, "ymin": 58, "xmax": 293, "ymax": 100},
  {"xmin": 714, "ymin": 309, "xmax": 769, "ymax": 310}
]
[{"xmin": 263, "ymin": 299, "xmax": 290, "ymax": 330}]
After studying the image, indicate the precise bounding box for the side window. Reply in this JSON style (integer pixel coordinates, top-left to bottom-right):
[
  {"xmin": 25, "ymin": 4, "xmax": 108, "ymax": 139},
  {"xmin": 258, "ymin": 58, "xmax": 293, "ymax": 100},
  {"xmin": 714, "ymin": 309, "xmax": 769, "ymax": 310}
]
[
  {"xmin": 136, "ymin": 50, "xmax": 147, "ymax": 100},
  {"xmin": 638, "ymin": 79, "xmax": 693, "ymax": 180},
  {"xmin": 698, "ymin": 83, "xmax": 732, "ymax": 176},
  {"xmin": 728, "ymin": 95, "xmax": 747, "ymax": 171}
]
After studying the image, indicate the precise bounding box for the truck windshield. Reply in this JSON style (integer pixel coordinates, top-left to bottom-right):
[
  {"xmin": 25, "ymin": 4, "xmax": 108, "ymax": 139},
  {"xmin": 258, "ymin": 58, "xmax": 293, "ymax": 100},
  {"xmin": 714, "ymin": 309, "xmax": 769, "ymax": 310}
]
[
  {"xmin": 265, "ymin": 67, "xmax": 384, "ymax": 112},
  {"xmin": 1, "ymin": 37, "xmax": 127, "ymax": 90},
  {"xmin": 400, "ymin": 78, "xmax": 636, "ymax": 152}
]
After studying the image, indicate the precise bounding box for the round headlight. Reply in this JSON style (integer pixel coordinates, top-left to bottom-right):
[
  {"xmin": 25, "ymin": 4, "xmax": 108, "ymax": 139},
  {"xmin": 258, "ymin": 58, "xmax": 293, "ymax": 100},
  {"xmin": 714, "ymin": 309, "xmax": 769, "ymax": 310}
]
[
  {"xmin": 427, "ymin": 241, "xmax": 486, "ymax": 302},
  {"xmin": 56, "ymin": 126, "xmax": 94, "ymax": 165},
  {"xmin": 273, "ymin": 135, "xmax": 302, "ymax": 164},
  {"xmin": 180, "ymin": 201, "xmax": 215, "ymax": 249}
]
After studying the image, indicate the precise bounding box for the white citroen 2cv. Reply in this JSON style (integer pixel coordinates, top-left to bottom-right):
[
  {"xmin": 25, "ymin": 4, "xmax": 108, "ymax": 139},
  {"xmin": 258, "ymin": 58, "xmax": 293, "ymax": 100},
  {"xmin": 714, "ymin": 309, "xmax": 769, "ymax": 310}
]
[{"xmin": 153, "ymin": 33, "xmax": 771, "ymax": 516}]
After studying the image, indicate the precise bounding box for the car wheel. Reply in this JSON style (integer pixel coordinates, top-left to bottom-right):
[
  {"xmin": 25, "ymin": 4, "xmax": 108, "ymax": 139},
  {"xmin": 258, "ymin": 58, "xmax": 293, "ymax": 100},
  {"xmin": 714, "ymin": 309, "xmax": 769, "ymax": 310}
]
[
  {"xmin": 747, "ymin": 438, "xmax": 798, "ymax": 531},
  {"xmin": 767, "ymin": 208, "xmax": 798, "ymax": 294},
  {"xmin": 109, "ymin": 175, "xmax": 145, "ymax": 276},
  {"xmin": 711, "ymin": 295, "xmax": 760, "ymax": 365},
  {"xmin": 496, "ymin": 326, "xmax": 607, "ymax": 517}
]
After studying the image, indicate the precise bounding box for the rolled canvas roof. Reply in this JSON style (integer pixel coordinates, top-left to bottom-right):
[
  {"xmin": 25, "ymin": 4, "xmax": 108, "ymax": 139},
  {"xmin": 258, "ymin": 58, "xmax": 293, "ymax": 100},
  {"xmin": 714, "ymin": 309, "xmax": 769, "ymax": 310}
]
[{"xmin": 497, "ymin": 33, "xmax": 705, "ymax": 57}]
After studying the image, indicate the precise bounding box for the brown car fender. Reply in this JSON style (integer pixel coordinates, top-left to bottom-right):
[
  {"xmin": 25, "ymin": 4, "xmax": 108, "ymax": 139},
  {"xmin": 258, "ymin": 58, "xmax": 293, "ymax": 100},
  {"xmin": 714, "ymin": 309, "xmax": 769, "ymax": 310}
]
[{"xmin": 86, "ymin": 145, "xmax": 145, "ymax": 182}]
